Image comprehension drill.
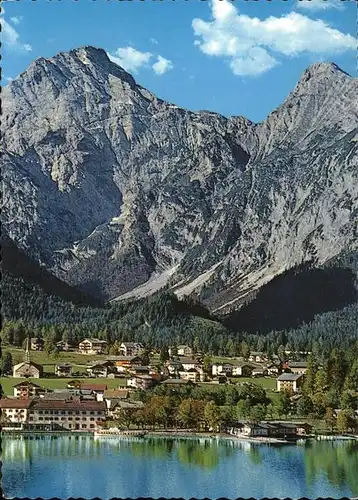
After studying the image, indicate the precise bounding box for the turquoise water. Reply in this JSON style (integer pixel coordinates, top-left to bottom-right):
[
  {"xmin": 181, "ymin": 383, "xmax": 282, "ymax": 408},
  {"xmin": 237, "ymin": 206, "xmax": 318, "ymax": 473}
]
[{"xmin": 2, "ymin": 435, "xmax": 358, "ymax": 499}]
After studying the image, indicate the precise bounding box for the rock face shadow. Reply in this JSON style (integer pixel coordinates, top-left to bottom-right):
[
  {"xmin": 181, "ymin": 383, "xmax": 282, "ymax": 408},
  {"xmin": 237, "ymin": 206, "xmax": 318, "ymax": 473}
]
[{"xmin": 225, "ymin": 263, "xmax": 358, "ymax": 334}]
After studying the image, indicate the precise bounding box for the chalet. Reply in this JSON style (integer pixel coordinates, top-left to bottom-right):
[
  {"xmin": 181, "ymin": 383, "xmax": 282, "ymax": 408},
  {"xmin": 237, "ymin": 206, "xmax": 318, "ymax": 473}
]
[
  {"xmin": 119, "ymin": 342, "xmax": 144, "ymax": 357},
  {"xmin": 13, "ymin": 361, "xmax": 43, "ymax": 379},
  {"xmin": 212, "ymin": 363, "xmax": 233, "ymax": 377},
  {"xmin": 127, "ymin": 375, "xmax": 157, "ymax": 391},
  {"xmin": 287, "ymin": 361, "xmax": 308, "ymax": 375},
  {"xmin": 55, "ymin": 363, "xmax": 73, "ymax": 377},
  {"xmin": 56, "ymin": 340, "xmax": 69, "ymax": 351},
  {"xmin": 78, "ymin": 338, "xmax": 108, "ymax": 355},
  {"xmin": 86, "ymin": 360, "xmax": 112, "ymax": 378},
  {"xmin": 106, "ymin": 355, "xmax": 142, "ymax": 373},
  {"xmin": 248, "ymin": 352, "xmax": 267, "ymax": 363},
  {"xmin": 267, "ymin": 364, "xmax": 280, "ymax": 376},
  {"xmin": 252, "ymin": 367, "xmax": 268, "ymax": 377},
  {"xmin": 277, "ymin": 373, "xmax": 304, "ymax": 393},
  {"xmin": 126, "ymin": 366, "xmax": 150, "ymax": 378},
  {"xmin": 31, "ymin": 337, "xmax": 44, "ymax": 351},
  {"xmin": 169, "ymin": 345, "xmax": 193, "ymax": 357},
  {"xmin": 80, "ymin": 383, "xmax": 107, "ymax": 401},
  {"xmin": 13, "ymin": 381, "xmax": 44, "ymax": 399},
  {"xmin": 178, "ymin": 368, "xmax": 203, "ymax": 383},
  {"xmin": 232, "ymin": 363, "xmax": 254, "ymax": 377},
  {"xmin": 165, "ymin": 359, "xmax": 184, "ymax": 375},
  {"xmin": 179, "ymin": 357, "xmax": 201, "ymax": 371}
]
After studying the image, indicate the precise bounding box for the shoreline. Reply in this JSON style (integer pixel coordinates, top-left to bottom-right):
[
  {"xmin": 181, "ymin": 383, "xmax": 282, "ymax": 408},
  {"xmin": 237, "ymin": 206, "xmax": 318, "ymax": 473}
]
[{"xmin": 2, "ymin": 429, "xmax": 357, "ymax": 444}]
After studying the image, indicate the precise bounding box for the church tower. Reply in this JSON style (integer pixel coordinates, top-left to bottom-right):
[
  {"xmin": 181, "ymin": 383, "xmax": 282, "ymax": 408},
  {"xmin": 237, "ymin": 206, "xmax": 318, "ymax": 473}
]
[{"xmin": 25, "ymin": 336, "xmax": 31, "ymax": 363}]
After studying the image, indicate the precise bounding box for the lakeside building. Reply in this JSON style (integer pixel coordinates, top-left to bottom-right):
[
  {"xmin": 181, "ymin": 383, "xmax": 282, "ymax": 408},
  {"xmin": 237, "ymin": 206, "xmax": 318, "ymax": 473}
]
[
  {"xmin": 223, "ymin": 420, "xmax": 312, "ymax": 438},
  {"xmin": 0, "ymin": 398, "xmax": 32, "ymax": 424},
  {"xmin": 276, "ymin": 373, "xmax": 304, "ymax": 393},
  {"xmin": 0, "ymin": 397, "xmax": 106, "ymax": 431},
  {"xmin": 78, "ymin": 338, "xmax": 108, "ymax": 354},
  {"xmin": 55, "ymin": 363, "xmax": 73, "ymax": 377},
  {"xmin": 119, "ymin": 343, "xmax": 145, "ymax": 357}
]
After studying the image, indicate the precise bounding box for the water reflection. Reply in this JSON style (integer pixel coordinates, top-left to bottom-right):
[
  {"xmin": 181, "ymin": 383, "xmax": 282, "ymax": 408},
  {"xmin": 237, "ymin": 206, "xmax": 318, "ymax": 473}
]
[
  {"xmin": 2, "ymin": 435, "xmax": 357, "ymax": 498},
  {"xmin": 304, "ymin": 440, "xmax": 358, "ymax": 495}
]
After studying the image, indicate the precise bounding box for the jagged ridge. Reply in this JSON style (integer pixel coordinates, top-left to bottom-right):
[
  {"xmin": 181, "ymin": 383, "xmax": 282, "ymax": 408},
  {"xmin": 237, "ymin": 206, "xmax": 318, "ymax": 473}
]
[{"xmin": 2, "ymin": 47, "xmax": 357, "ymax": 318}]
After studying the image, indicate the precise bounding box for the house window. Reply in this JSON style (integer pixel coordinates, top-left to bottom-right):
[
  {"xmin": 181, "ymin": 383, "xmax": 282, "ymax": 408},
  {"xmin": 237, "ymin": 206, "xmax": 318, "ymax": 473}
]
[
  {"xmin": 68, "ymin": 424, "xmax": 72, "ymax": 428},
  {"xmin": 54, "ymin": 411, "xmax": 59, "ymax": 415},
  {"xmin": 44, "ymin": 411, "xmax": 49, "ymax": 415},
  {"xmin": 90, "ymin": 424, "xmax": 95, "ymax": 428},
  {"xmin": 90, "ymin": 417, "xmax": 95, "ymax": 421},
  {"xmin": 75, "ymin": 417, "xmax": 80, "ymax": 421},
  {"xmin": 81, "ymin": 411, "xmax": 86, "ymax": 415},
  {"xmin": 39, "ymin": 417, "xmax": 43, "ymax": 421},
  {"xmin": 82, "ymin": 424, "xmax": 87, "ymax": 429},
  {"xmin": 75, "ymin": 411, "xmax": 80, "ymax": 415},
  {"xmin": 68, "ymin": 411, "xmax": 73, "ymax": 415},
  {"xmin": 54, "ymin": 417, "xmax": 59, "ymax": 420},
  {"xmin": 90, "ymin": 411, "xmax": 94, "ymax": 415},
  {"xmin": 61, "ymin": 417, "xmax": 66, "ymax": 420}
]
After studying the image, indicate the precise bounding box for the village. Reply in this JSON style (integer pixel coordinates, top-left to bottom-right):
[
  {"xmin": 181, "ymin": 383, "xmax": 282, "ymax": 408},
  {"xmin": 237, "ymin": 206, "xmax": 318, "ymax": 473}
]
[{"xmin": 4, "ymin": 335, "xmax": 354, "ymax": 442}]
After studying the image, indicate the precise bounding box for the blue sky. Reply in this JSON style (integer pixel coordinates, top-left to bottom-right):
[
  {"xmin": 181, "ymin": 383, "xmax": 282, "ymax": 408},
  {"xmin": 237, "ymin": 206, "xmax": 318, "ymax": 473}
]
[{"xmin": 1, "ymin": 0, "xmax": 356, "ymax": 123}]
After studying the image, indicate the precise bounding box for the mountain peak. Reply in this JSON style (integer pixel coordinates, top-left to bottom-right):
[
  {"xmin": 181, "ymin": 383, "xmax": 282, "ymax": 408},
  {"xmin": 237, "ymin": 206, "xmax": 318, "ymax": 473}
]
[
  {"xmin": 69, "ymin": 46, "xmax": 110, "ymax": 64},
  {"xmin": 301, "ymin": 61, "xmax": 351, "ymax": 80}
]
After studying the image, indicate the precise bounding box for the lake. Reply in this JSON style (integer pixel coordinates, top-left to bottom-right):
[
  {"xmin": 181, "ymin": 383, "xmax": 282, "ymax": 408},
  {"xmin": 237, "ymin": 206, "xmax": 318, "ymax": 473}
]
[{"xmin": 2, "ymin": 435, "xmax": 358, "ymax": 499}]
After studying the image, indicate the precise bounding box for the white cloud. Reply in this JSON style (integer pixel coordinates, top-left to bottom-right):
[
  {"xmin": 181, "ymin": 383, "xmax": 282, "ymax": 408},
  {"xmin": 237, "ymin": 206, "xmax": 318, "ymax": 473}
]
[
  {"xmin": 150, "ymin": 38, "xmax": 158, "ymax": 45},
  {"xmin": 192, "ymin": 0, "xmax": 355, "ymax": 76},
  {"xmin": 10, "ymin": 16, "xmax": 23, "ymax": 25},
  {"xmin": 108, "ymin": 46, "xmax": 173, "ymax": 76},
  {"xmin": 0, "ymin": 14, "xmax": 32, "ymax": 52},
  {"xmin": 152, "ymin": 55, "xmax": 173, "ymax": 75},
  {"xmin": 296, "ymin": 0, "xmax": 345, "ymax": 11},
  {"xmin": 108, "ymin": 46, "xmax": 152, "ymax": 73}
]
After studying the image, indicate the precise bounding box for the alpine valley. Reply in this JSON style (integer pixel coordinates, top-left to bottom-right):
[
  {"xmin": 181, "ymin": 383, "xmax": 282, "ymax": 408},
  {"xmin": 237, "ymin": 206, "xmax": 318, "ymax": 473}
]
[{"xmin": 2, "ymin": 46, "xmax": 358, "ymax": 338}]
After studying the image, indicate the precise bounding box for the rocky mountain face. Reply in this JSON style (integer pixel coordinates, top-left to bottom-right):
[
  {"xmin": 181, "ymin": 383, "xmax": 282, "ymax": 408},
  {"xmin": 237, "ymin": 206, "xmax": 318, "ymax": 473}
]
[{"xmin": 2, "ymin": 47, "xmax": 357, "ymax": 314}]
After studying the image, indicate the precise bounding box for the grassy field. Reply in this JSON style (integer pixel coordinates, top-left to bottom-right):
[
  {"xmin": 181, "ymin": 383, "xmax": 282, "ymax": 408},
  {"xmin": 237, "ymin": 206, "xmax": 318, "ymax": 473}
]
[
  {"xmin": 234, "ymin": 377, "xmax": 276, "ymax": 390},
  {"xmin": 5, "ymin": 348, "xmax": 110, "ymax": 374},
  {"xmin": 0, "ymin": 377, "xmax": 128, "ymax": 396}
]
